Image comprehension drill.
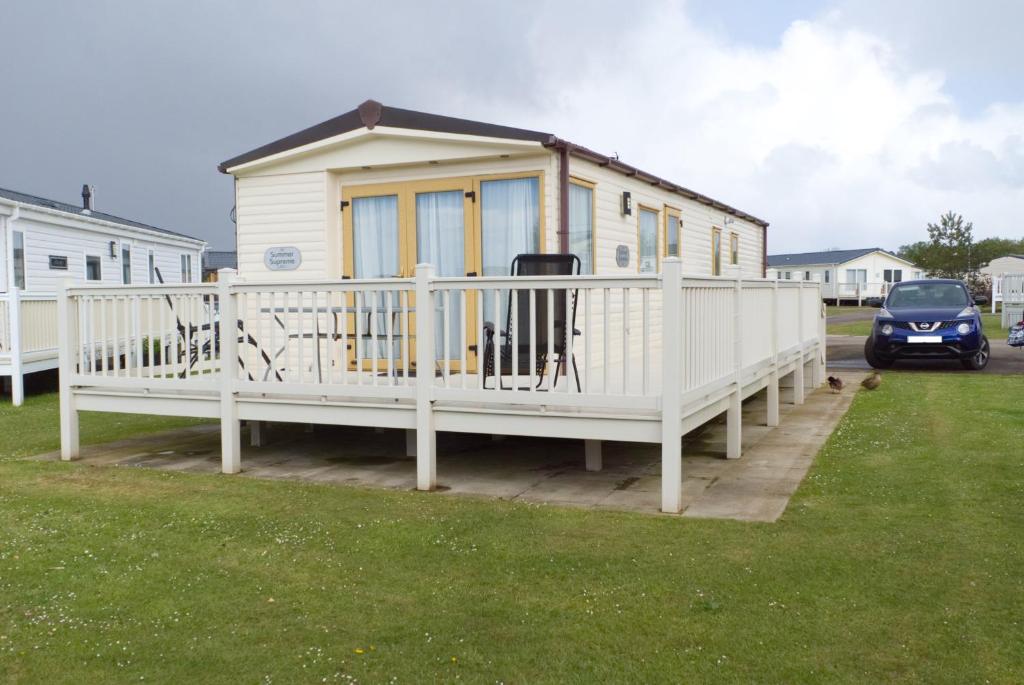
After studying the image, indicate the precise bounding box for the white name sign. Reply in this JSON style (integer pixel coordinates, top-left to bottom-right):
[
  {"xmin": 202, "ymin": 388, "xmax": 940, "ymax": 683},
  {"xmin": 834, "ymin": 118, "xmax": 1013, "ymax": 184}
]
[{"xmin": 264, "ymin": 246, "xmax": 302, "ymax": 271}]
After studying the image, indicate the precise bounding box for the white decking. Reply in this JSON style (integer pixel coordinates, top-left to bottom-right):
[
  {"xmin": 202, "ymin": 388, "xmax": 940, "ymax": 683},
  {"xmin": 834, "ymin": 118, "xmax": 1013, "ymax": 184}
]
[
  {"xmin": 0, "ymin": 291, "xmax": 59, "ymax": 404},
  {"xmin": 56, "ymin": 259, "xmax": 826, "ymax": 513},
  {"xmin": 998, "ymin": 273, "xmax": 1024, "ymax": 327}
]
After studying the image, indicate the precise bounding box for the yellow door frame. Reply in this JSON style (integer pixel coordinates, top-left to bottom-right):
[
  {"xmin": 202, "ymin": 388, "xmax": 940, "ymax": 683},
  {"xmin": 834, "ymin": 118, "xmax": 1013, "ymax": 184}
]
[
  {"xmin": 664, "ymin": 205, "xmax": 681, "ymax": 259},
  {"xmin": 637, "ymin": 205, "xmax": 660, "ymax": 273}
]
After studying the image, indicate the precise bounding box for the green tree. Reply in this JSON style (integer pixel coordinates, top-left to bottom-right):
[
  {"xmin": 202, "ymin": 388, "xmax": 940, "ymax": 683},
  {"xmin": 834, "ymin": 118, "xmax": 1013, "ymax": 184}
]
[{"xmin": 925, "ymin": 211, "xmax": 974, "ymax": 279}]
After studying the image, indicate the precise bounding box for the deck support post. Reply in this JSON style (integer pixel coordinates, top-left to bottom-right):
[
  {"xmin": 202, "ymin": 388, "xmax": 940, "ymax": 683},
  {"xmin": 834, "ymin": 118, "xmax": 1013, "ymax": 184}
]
[
  {"xmin": 249, "ymin": 421, "xmax": 264, "ymax": 448},
  {"xmin": 766, "ymin": 371, "xmax": 780, "ymax": 427},
  {"xmin": 415, "ymin": 263, "xmax": 436, "ymax": 490},
  {"xmin": 727, "ymin": 272, "xmax": 742, "ymax": 459},
  {"xmin": 57, "ymin": 279, "xmax": 79, "ymax": 460},
  {"xmin": 405, "ymin": 429, "xmax": 416, "ymax": 458},
  {"xmin": 9, "ymin": 286, "xmax": 23, "ymax": 406},
  {"xmin": 793, "ymin": 362, "xmax": 805, "ymax": 405},
  {"xmin": 660, "ymin": 258, "xmax": 683, "ymax": 513},
  {"xmin": 584, "ymin": 440, "xmax": 602, "ymax": 472},
  {"xmin": 218, "ymin": 269, "xmax": 241, "ymax": 474},
  {"xmin": 794, "ymin": 284, "xmax": 805, "ymax": 405}
]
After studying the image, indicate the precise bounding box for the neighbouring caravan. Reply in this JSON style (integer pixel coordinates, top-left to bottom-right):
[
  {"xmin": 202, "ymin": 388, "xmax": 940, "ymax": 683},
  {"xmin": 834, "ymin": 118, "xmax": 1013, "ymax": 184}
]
[
  {"xmin": 767, "ymin": 247, "xmax": 923, "ymax": 304},
  {"xmin": 0, "ymin": 185, "xmax": 205, "ymax": 404}
]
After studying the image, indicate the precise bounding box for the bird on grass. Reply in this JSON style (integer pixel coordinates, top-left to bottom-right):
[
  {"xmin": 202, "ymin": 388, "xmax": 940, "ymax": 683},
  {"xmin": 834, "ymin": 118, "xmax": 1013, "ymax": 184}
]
[
  {"xmin": 861, "ymin": 371, "xmax": 882, "ymax": 390},
  {"xmin": 827, "ymin": 376, "xmax": 844, "ymax": 393}
]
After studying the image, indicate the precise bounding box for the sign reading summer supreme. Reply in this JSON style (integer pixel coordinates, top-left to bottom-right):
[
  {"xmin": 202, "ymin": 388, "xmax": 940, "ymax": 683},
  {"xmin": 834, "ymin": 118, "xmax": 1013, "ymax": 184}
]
[{"xmin": 264, "ymin": 246, "xmax": 302, "ymax": 271}]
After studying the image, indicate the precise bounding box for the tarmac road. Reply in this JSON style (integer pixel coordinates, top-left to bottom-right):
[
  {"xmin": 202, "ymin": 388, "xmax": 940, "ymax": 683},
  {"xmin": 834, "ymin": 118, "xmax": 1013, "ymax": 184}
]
[{"xmin": 827, "ymin": 333, "xmax": 1024, "ymax": 374}]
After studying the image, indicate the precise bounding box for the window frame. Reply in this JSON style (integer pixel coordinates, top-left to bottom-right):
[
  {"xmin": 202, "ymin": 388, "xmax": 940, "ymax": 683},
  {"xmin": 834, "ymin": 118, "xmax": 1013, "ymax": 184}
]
[
  {"xmin": 148, "ymin": 250, "xmax": 156, "ymax": 284},
  {"xmin": 85, "ymin": 254, "xmax": 102, "ymax": 282},
  {"xmin": 181, "ymin": 254, "xmax": 192, "ymax": 283},
  {"xmin": 663, "ymin": 206, "xmax": 681, "ymax": 258},
  {"xmin": 121, "ymin": 242, "xmax": 132, "ymax": 284},
  {"xmin": 636, "ymin": 205, "xmax": 660, "ymax": 273},
  {"xmin": 729, "ymin": 232, "xmax": 739, "ymax": 266},
  {"xmin": 711, "ymin": 227, "xmax": 723, "ymax": 276},
  {"xmin": 12, "ymin": 230, "xmax": 26, "ymax": 289},
  {"xmin": 568, "ymin": 176, "xmax": 597, "ymax": 275}
]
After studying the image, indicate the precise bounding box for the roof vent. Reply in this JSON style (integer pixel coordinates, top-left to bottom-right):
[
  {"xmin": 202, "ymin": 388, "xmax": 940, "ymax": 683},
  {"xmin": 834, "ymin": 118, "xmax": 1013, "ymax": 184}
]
[
  {"xmin": 358, "ymin": 99, "xmax": 383, "ymax": 130},
  {"xmin": 81, "ymin": 184, "xmax": 95, "ymax": 213}
]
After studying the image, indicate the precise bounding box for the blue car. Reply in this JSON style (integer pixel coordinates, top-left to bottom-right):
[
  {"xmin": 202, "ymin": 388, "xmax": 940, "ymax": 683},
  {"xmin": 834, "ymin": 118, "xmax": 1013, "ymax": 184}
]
[{"xmin": 864, "ymin": 279, "xmax": 990, "ymax": 370}]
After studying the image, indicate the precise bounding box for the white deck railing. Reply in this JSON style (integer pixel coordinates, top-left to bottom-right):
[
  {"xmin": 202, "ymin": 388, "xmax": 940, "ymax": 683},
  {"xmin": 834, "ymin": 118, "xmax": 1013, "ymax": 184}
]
[
  {"xmin": 56, "ymin": 259, "xmax": 825, "ymax": 513},
  {"xmin": 1000, "ymin": 274, "xmax": 1024, "ymax": 327},
  {"xmin": 1, "ymin": 291, "xmax": 60, "ymax": 406}
]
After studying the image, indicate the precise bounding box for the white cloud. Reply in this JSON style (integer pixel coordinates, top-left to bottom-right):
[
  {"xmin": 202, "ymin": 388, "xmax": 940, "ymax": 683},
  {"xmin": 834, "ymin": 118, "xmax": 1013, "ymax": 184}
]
[{"xmin": 474, "ymin": 1, "xmax": 1024, "ymax": 252}]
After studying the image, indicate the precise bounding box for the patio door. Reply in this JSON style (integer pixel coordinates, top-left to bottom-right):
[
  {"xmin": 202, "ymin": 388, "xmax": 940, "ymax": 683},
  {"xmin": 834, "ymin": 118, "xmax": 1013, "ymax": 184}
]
[{"xmin": 342, "ymin": 179, "xmax": 479, "ymax": 374}]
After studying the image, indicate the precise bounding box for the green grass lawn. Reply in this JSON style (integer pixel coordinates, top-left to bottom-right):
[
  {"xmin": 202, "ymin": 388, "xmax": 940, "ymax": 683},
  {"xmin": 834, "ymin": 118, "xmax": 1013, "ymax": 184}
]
[
  {"xmin": 829, "ymin": 312, "xmax": 1004, "ymax": 336},
  {"xmin": 1, "ymin": 377, "xmax": 1023, "ymax": 682}
]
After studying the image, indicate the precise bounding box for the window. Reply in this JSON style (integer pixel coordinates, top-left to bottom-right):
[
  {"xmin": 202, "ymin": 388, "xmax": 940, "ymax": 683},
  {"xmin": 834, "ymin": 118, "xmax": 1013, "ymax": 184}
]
[
  {"xmin": 12, "ymin": 231, "xmax": 25, "ymax": 289},
  {"xmin": 122, "ymin": 244, "xmax": 132, "ymax": 284},
  {"xmin": 86, "ymin": 255, "xmax": 102, "ymax": 281},
  {"xmin": 664, "ymin": 208, "xmax": 681, "ymax": 257},
  {"xmin": 883, "ymin": 268, "xmax": 892, "ymax": 282},
  {"xmin": 480, "ymin": 176, "xmax": 541, "ymax": 277},
  {"xmin": 730, "ymin": 233, "xmax": 739, "ymax": 266},
  {"xmin": 711, "ymin": 228, "xmax": 723, "ymax": 276},
  {"xmin": 784, "ymin": 271, "xmax": 791, "ymax": 280},
  {"xmin": 181, "ymin": 254, "xmax": 192, "ymax": 283},
  {"xmin": 893, "ymin": 269, "xmax": 902, "ymax": 282},
  {"xmin": 804, "ymin": 270, "xmax": 811, "ymax": 281},
  {"xmin": 638, "ymin": 207, "xmax": 658, "ymax": 273},
  {"xmin": 846, "ymin": 268, "xmax": 867, "ymax": 284},
  {"xmin": 824, "ymin": 270, "xmax": 830, "ymax": 283},
  {"xmin": 568, "ymin": 180, "xmax": 594, "ymax": 274},
  {"xmin": 148, "ymin": 250, "xmax": 156, "ymax": 284}
]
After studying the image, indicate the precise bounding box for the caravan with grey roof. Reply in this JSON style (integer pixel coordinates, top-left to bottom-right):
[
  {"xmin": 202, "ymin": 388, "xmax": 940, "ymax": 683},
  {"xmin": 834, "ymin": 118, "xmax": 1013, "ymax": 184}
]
[{"xmin": 767, "ymin": 247, "xmax": 923, "ymax": 305}]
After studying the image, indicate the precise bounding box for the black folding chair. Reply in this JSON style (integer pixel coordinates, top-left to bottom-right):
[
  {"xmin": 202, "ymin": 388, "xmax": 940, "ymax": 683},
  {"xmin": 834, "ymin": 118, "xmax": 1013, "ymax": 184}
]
[{"xmin": 482, "ymin": 253, "xmax": 581, "ymax": 391}]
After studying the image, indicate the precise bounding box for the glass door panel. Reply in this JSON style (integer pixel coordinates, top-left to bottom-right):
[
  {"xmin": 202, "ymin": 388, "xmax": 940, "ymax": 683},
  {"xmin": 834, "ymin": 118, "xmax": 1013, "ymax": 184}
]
[
  {"xmin": 350, "ymin": 194, "xmax": 401, "ymax": 370},
  {"xmin": 416, "ymin": 190, "xmax": 466, "ymax": 366}
]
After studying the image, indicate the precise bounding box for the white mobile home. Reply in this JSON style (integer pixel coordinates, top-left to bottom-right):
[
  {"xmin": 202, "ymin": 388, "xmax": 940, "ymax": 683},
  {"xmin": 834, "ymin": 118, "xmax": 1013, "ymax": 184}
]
[
  {"xmin": 57, "ymin": 100, "xmax": 826, "ymax": 514},
  {"xmin": 1, "ymin": 186, "xmax": 205, "ymax": 404},
  {"xmin": 767, "ymin": 248, "xmax": 922, "ymax": 304},
  {"xmin": 980, "ymin": 255, "xmax": 1024, "ymax": 322}
]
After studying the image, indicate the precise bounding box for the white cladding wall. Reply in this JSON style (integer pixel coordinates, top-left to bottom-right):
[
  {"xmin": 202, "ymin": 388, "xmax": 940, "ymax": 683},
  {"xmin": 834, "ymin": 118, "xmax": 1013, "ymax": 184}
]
[
  {"xmin": 566, "ymin": 157, "xmax": 764, "ymax": 278},
  {"xmin": 234, "ymin": 148, "xmax": 765, "ymax": 279},
  {"xmin": 770, "ymin": 252, "xmax": 921, "ymax": 283},
  {"xmin": 3, "ymin": 215, "xmax": 202, "ymax": 294}
]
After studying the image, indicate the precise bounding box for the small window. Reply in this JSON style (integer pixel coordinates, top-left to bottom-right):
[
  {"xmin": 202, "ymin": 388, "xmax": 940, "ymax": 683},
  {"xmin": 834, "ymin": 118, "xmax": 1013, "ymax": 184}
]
[
  {"xmin": 711, "ymin": 228, "xmax": 723, "ymax": 276},
  {"xmin": 893, "ymin": 269, "xmax": 902, "ymax": 283},
  {"xmin": 638, "ymin": 208, "xmax": 659, "ymax": 273},
  {"xmin": 664, "ymin": 209, "xmax": 681, "ymax": 257},
  {"xmin": 730, "ymin": 233, "xmax": 739, "ymax": 265},
  {"xmin": 824, "ymin": 270, "xmax": 830, "ymax": 283},
  {"xmin": 181, "ymin": 254, "xmax": 192, "ymax": 283},
  {"xmin": 804, "ymin": 270, "xmax": 810, "ymax": 281},
  {"xmin": 12, "ymin": 231, "xmax": 26, "ymax": 289},
  {"xmin": 568, "ymin": 180, "xmax": 594, "ymax": 275},
  {"xmin": 122, "ymin": 244, "xmax": 132, "ymax": 284},
  {"xmin": 883, "ymin": 268, "xmax": 892, "ymax": 282},
  {"xmin": 784, "ymin": 271, "xmax": 791, "ymax": 280},
  {"xmin": 86, "ymin": 255, "xmax": 102, "ymax": 281},
  {"xmin": 148, "ymin": 251, "xmax": 156, "ymax": 284}
]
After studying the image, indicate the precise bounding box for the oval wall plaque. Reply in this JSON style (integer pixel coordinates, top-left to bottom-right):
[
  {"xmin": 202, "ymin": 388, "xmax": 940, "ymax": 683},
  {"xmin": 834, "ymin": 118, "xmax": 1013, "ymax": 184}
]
[
  {"xmin": 615, "ymin": 244, "xmax": 630, "ymax": 268},
  {"xmin": 264, "ymin": 246, "xmax": 302, "ymax": 271}
]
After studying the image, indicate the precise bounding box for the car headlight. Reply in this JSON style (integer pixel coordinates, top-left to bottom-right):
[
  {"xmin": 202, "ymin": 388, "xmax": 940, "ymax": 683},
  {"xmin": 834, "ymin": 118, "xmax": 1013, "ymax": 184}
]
[
  {"xmin": 878, "ymin": 307, "xmax": 894, "ymax": 319},
  {"xmin": 956, "ymin": 306, "xmax": 975, "ymax": 318},
  {"xmin": 957, "ymin": 322, "xmax": 970, "ymax": 335},
  {"xmin": 881, "ymin": 323, "xmax": 894, "ymax": 336}
]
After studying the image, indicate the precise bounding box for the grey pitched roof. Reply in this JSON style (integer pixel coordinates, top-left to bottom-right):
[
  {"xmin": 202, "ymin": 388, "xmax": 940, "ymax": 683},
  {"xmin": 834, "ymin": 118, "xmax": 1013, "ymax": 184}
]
[
  {"xmin": 202, "ymin": 250, "xmax": 237, "ymax": 270},
  {"xmin": 767, "ymin": 247, "xmax": 901, "ymax": 267},
  {"xmin": 218, "ymin": 99, "xmax": 769, "ymax": 228},
  {"xmin": 0, "ymin": 186, "xmax": 203, "ymax": 243}
]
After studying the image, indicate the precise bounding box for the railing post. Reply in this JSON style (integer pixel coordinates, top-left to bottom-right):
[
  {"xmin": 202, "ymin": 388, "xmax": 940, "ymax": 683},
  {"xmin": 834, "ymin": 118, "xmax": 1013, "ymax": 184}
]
[
  {"xmin": 726, "ymin": 273, "xmax": 742, "ymax": 459},
  {"xmin": 415, "ymin": 263, "xmax": 436, "ymax": 491},
  {"xmin": 660, "ymin": 258, "xmax": 683, "ymax": 513},
  {"xmin": 793, "ymin": 283, "xmax": 805, "ymax": 405},
  {"xmin": 767, "ymin": 278, "xmax": 780, "ymax": 427},
  {"xmin": 812, "ymin": 286, "xmax": 825, "ymax": 387},
  {"xmin": 9, "ymin": 286, "xmax": 23, "ymax": 406},
  {"xmin": 57, "ymin": 279, "xmax": 79, "ymax": 459},
  {"xmin": 218, "ymin": 268, "xmax": 241, "ymax": 474}
]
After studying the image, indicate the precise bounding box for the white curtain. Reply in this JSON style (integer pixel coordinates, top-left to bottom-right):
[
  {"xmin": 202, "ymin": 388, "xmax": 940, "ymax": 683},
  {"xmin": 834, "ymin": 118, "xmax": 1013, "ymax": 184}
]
[
  {"xmin": 416, "ymin": 190, "xmax": 464, "ymax": 359},
  {"xmin": 568, "ymin": 183, "xmax": 593, "ymax": 275},
  {"xmin": 639, "ymin": 209, "xmax": 658, "ymax": 273},
  {"xmin": 353, "ymin": 195, "xmax": 400, "ymax": 360},
  {"xmin": 481, "ymin": 177, "xmax": 540, "ymax": 324}
]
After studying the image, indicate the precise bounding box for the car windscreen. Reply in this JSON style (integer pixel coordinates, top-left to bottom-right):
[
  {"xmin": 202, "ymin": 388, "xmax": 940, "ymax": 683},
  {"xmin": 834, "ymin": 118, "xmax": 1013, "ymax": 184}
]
[{"xmin": 887, "ymin": 282, "xmax": 968, "ymax": 309}]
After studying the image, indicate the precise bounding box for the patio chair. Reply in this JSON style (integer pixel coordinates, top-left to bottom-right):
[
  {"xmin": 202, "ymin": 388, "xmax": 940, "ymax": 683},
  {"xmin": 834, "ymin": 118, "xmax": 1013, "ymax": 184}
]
[{"xmin": 482, "ymin": 253, "xmax": 581, "ymax": 391}]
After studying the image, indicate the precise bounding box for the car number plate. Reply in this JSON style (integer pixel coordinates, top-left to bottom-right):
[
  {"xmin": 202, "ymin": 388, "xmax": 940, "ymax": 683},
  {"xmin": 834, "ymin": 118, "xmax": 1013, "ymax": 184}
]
[{"xmin": 908, "ymin": 335, "xmax": 942, "ymax": 343}]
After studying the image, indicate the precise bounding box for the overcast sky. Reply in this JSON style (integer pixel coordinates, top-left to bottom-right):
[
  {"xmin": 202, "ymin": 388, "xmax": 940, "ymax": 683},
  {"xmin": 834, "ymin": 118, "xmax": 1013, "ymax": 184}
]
[{"xmin": 1, "ymin": 0, "xmax": 1022, "ymax": 252}]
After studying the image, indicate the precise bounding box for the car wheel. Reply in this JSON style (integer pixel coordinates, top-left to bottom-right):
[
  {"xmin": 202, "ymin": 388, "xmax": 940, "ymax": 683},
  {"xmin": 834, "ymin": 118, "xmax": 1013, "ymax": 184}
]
[
  {"xmin": 961, "ymin": 336, "xmax": 990, "ymax": 371},
  {"xmin": 864, "ymin": 336, "xmax": 893, "ymax": 369}
]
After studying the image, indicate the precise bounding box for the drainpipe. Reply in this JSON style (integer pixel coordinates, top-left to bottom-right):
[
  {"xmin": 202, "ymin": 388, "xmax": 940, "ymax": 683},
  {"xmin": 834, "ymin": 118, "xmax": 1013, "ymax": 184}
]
[{"xmin": 556, "ymin": 141, "xmax": 572, "ymax": 253}]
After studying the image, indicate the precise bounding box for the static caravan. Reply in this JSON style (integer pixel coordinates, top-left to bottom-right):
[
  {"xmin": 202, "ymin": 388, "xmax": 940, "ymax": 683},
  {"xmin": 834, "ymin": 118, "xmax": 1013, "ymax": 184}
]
[
  {"xmin": 55, "ymin": 100, "xmax": 826, "ymax": 515},
  {"xmin": 0, "ymin": 186, "xmax": 205, "ymax": 404},
  {"xmin": 980, "ymin": 255, "xmax": 1024, "ymax": 323},
  {"xmin": 767, "ymin": 248, "xmax": 923, "ymax": 304}
]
